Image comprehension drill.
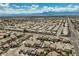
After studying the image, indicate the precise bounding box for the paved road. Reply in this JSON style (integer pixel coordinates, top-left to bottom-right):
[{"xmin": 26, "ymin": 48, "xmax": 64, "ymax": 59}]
[
  {"xmin": 68, "ymin": 17, "xmax": 79, "ymax": 56},
  {"xmin": 56, "ymin": 21, "xmax": 63, "ymax": 37}
]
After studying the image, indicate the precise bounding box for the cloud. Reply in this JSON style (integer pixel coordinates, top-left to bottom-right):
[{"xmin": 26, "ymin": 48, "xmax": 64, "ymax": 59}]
[
  {"xmin": 12, "ymin": 4, "xmax": 30, "ymax": 9},
  {"xmin": 0, "ymin": 3, "xmax": 79, "ymax": 15},
  {"xmin": 43, "ymin": 6, "xmax": 54, "ymax": 12},
  {"xmin": 67, "ymin": 4, "xmax": 73, "ymax": 7},
  {"xmin": 13, "ymin": 5, "xmax": 20, "ymax": 8},
  {"xmin": 2, "ymin": 4, "xmax": 40, "ymax": 14},
  {"xmin": 30, "ymin": 4, "xmax": 39, "ymax": 11},
  {"xmin": 0, "ymin": 3, "xmax": 9, "ymax": 7},
  {"xmin": 41, "ymin": 4, "xmax": 79, "ymax": 12}
]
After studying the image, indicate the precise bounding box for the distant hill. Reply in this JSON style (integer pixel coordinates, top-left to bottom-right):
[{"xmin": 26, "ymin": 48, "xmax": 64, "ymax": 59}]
[{"xmin": 1, "ymin": 12, "xmax": 79, "ymax": 16}]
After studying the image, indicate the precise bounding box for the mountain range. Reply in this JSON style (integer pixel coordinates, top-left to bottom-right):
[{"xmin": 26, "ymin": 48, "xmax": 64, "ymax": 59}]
[{"xmin": 1, "ymin": 12, "xmax": 79, "ymax": 16}]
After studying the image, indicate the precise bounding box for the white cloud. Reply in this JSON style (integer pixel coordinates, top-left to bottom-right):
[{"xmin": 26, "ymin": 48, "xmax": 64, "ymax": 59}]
[
  {"xmin": 31, "ymin": 5, "xmax": 39, "ymax": 8},
  {"xmin": 0, "ymin": 3, "xmax": 9, "ymax": 7},
  {"xmin": 67, "ymin": 4, "xmax": 73, "ymax": 7},
  {"xmin": 41, "ymin": 4, "xmax": 79, "ymax": 12},
  {"xmin": 42, "ymin": 6, "xmax": 49, "ymax": 12},
  {"xmin": 13, "ymin": 5, "xmax": 20, "ymax": 8},
  {"xmin": 30, "ymin": 4, "xmax": 39, "ymax": 10},
  {"xmin": 0, "ymin": 4, "xmax": 79, "ymax": 15}
]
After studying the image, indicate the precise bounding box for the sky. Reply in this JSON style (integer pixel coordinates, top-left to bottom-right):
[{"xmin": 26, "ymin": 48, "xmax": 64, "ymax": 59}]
[{"xmin": 0, "ymin": 3, "xmax": 79, "ymax": 16}]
